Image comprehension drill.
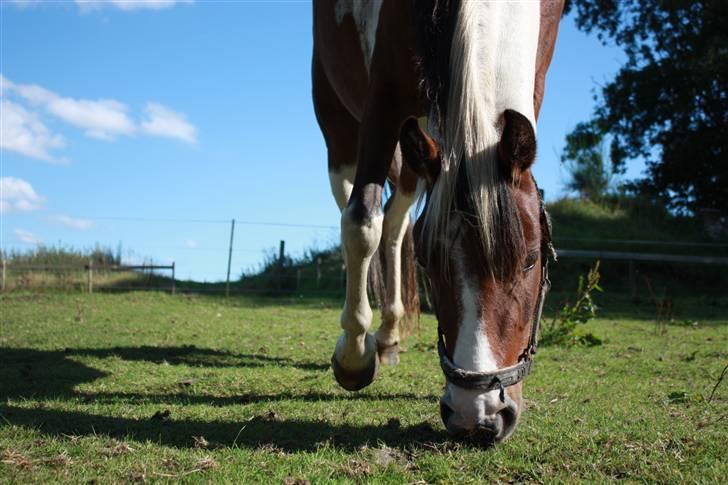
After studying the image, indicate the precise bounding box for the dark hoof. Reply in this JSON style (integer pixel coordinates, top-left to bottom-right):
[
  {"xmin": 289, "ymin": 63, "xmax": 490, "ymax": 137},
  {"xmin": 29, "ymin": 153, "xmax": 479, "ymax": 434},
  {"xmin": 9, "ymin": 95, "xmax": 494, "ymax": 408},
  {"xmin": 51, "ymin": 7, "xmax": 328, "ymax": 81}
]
[
  {"xmin": 377, "ymin": 341, "xmax": 400, "ymax": 365},
  {"xmin": 331, "ymin": 352, "xmax": 379, "ymax": 392}
]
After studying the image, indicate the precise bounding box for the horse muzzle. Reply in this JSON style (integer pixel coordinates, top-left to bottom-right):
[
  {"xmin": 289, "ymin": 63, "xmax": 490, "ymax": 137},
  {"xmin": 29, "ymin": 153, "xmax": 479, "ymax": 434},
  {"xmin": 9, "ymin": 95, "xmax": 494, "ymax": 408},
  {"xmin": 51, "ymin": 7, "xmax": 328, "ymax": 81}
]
[{"xmin": 439, "ymin": 389, "xmax": 520, "ymax": 446}]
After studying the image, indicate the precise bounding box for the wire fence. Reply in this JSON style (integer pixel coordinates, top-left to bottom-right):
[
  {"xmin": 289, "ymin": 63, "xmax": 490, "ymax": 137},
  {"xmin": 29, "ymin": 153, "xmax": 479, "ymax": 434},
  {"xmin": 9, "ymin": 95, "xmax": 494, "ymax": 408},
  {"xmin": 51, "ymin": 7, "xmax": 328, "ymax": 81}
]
[{"xmin": 2, "ymin": 214, "xmax": 727, "ymax": 298}]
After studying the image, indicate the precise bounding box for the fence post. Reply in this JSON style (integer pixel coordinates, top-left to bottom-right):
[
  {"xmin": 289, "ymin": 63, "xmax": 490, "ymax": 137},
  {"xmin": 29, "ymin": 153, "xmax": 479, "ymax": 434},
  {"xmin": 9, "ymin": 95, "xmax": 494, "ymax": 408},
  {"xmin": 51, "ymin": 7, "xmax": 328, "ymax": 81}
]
[
  {"xmin": 225, "ymin": 218, "xmax": 235, "ymax": 297},
  {"xmin": 277, "ymin": 240, "xmax": 286, "ymax": 290},
  {"xmin": 316, "ymin": 257, "xmax": 322, "ymax": 288},
  {"xmin": 296, "ymin": 268, "xmax": 301, "ymax": 292},
  {"xmin": 1, "ymin": 260, "xmax": 5, "ymax": 292},
  {"xmin": 171, "ymin": 261, "xmax": 176, "ymax": 295},
  {"xmin": 87, "ymin": 259, "xmax": 93, "ymax": 294}
]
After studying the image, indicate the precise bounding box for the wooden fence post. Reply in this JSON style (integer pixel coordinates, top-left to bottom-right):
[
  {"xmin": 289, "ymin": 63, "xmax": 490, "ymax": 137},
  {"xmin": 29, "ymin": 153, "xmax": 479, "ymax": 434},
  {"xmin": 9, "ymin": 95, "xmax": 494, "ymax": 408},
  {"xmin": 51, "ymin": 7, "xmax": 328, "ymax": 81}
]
[
  {"xmin": 171, "ymin": 261, "xmax": 176, "ymax": 295},
  {"xmin": 278, "ymin": 240, "xmax": 285, "ymax": 290},
  {"xmin": 296, "ymin": 268, "xmax": 301, "ymax": 291},
  {"xmin": 87, "ymin": 259, "xmax": 93, "ymax": 294},
  {"xmin": 225, "ymin": 218, "xmax": 235, "ymax": 298},
  {"xmin": 316, "ymin": 257, "xmax": 322, "ymax": 288}
]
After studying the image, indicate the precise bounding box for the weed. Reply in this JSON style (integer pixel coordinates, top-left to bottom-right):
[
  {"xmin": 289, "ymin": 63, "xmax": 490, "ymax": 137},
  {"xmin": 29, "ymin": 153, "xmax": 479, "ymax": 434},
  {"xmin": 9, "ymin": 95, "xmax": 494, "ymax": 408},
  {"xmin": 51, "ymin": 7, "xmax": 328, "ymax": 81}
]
[{"xmin": 541, "ymin": 261, "xmax": 603, "ymax": 346}]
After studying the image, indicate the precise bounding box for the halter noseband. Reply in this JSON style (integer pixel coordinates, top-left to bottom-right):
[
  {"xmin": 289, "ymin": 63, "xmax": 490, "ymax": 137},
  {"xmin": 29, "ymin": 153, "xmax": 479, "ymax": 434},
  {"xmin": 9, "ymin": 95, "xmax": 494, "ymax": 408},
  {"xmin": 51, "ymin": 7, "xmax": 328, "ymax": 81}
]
[{"xmin": 436, "ymin": 192, "xmax": 555, "ymax": 401}]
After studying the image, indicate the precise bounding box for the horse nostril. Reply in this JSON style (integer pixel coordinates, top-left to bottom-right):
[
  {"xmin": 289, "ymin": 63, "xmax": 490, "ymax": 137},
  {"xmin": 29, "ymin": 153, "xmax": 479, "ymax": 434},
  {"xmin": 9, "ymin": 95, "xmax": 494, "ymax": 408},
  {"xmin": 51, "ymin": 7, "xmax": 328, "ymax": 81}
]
[
  {"xmin": 498, "ymin": 405, "xmax": 518, "ymax": 438},
  {"xmin": 439, "ymin": 399, "xmax": 454, "ymax": 426}
]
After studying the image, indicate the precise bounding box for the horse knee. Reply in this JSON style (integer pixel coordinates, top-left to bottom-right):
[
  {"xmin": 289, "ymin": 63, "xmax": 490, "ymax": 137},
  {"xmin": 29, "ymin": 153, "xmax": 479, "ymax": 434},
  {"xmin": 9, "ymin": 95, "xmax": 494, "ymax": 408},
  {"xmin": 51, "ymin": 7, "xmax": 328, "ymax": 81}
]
[{"xmin": 341, "ymin": 206, "xmax": 383, "ymax": 260}]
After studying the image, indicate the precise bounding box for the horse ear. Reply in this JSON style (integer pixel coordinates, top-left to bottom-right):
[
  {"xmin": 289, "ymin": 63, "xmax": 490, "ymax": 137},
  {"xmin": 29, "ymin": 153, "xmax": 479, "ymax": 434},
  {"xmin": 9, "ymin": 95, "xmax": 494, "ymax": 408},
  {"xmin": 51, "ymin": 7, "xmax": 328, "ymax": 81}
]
[
  {"xmin": 498, "ymin": 109, "xmax": 536, "ymax": 179},
  {"xmin": 400, "ymin": 118, "xmax": 441, "ymax": 188}
]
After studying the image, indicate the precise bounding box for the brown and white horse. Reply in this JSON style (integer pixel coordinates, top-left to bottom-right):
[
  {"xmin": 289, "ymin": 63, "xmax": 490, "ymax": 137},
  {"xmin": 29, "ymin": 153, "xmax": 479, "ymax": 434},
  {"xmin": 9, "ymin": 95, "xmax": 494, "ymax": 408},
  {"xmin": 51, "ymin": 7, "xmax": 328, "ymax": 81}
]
[{"xmin": 312, "ymin": 0, "xmax": 563, "ymax": 445}]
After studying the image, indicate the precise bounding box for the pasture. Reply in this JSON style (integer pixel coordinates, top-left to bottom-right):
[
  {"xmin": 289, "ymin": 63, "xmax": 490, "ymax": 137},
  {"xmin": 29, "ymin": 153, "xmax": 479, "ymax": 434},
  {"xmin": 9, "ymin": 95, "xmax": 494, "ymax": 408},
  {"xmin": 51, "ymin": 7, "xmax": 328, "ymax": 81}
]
[{"xmin": 1, "ymin": 292, "xmax": 726, "ymax": 483}]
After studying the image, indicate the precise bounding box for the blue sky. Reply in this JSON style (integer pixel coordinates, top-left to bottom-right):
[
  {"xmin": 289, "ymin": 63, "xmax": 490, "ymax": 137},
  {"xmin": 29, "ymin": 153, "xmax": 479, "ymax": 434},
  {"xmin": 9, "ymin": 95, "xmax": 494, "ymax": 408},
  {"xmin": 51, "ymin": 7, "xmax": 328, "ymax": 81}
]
[{"xmin": 0, "ymin": 0, "xmax": 632, "ymax": 281}]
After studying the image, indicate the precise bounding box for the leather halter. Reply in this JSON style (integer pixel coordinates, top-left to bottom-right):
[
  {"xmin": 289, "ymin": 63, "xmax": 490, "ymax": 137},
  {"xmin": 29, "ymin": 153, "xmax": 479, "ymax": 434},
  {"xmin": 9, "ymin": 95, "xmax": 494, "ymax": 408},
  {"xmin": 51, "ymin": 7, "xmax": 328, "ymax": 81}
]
[{"xmin": 436, "ymin": 193, "xmax": 555, "ymax": 401}]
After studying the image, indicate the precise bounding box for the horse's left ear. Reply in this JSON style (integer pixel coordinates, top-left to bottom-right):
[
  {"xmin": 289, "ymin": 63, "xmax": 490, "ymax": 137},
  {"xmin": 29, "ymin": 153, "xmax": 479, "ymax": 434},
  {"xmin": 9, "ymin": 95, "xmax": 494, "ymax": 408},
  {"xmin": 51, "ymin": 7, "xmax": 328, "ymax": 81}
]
[{"xmin": 498, "ymin": 109, "xmax": 536, "ymax": 180}]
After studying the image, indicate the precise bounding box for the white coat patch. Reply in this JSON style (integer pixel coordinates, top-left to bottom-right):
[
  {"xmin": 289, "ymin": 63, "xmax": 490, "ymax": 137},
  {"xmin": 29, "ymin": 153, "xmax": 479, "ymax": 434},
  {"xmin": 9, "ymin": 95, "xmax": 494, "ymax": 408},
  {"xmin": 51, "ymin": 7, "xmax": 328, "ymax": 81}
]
[{"xmin": 335, "ymin": 0, "xmax": 383, "ymax": 71}]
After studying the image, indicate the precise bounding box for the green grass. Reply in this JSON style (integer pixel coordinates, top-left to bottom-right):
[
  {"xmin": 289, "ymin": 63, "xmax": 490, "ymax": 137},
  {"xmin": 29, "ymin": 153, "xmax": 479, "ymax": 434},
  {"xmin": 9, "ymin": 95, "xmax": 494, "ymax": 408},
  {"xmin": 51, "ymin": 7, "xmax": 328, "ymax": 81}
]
[{"xmin": 1, "ymin": 292, "xmax": 727, "ymax": 483}]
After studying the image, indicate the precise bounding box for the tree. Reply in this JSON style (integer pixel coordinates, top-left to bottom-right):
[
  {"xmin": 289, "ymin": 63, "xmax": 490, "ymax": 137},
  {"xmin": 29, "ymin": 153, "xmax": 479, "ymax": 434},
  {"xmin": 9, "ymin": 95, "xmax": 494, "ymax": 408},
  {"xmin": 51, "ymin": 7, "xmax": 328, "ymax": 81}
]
[
  {"xmin": 561, "ymin": 120, "xmax": 614, "ymax": 201},
  {"xmin": 562, "ymin": 0, "xmax": 728, "ymax": 214}
]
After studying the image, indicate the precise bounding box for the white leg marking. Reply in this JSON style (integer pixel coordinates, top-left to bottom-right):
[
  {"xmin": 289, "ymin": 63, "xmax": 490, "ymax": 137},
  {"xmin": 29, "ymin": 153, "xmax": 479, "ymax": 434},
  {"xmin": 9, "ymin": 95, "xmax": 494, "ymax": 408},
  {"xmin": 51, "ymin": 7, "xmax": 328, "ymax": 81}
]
[
  {"xmin": 334, "ymin": 0, "xmax": 383, "ymax": 72},
  {"xmin": 329, "ymin": 164, "xmax": 356, "ymax": 211},
  {"xmin": 336, "ymin": 206, "xmax": 383, "ymax": 370},
  {"xmin": 375, "ymin": 187, "xmax": 416, "ymax": 347}
]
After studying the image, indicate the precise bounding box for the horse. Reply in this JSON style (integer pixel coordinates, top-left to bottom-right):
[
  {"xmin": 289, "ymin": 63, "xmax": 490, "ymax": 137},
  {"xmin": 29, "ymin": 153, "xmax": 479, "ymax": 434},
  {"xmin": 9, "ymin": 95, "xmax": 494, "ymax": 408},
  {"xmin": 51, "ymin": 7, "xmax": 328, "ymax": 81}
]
[{"xmin": 312, "ymin": 0, "xmax": 563, "ymax": 445}]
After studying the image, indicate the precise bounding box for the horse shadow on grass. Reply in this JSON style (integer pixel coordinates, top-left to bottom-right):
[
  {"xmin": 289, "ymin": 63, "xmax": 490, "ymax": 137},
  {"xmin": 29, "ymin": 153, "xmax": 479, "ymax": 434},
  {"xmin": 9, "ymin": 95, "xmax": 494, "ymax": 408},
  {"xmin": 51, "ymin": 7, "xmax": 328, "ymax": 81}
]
[
  {"xmin": 0, "ymin": 404, "xmax": 447, "ymax": 452},
  {"xmin": 0, "ymin": 345, "xmax": 329, "ymax": 399},
  {"xmin": 0, "ymin": 346, "xmax": 428, "ymax": 403},
  {"xmin": 0, "ymin": 346, "xmax": 444, "ymax": 451}
]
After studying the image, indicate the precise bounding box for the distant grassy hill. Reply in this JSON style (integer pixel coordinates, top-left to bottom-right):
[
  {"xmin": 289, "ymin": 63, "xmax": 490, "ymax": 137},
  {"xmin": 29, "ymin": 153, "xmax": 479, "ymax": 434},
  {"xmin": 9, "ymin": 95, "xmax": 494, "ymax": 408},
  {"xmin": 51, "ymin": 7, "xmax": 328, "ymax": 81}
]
[
  {"xmin": 547, "ymin": 197, "xmax": 726, "ymax": 255},
  {"xmin": 545, "ymin": 197, "xmax": 727, "ymax": 298}
]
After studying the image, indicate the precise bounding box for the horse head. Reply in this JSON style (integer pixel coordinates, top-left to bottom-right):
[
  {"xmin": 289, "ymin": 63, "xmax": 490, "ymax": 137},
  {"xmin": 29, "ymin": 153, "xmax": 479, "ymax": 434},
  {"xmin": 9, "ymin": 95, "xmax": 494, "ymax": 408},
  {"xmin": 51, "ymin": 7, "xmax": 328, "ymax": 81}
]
[{"xmin": 401, "ymin": 109, "xmax": 553, "ymax": 445}]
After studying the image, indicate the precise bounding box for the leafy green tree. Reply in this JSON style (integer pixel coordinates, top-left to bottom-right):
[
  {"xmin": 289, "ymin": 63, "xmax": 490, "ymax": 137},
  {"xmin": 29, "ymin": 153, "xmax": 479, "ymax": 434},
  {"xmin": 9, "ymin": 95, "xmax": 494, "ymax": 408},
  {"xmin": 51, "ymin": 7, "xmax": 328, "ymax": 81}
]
[
  {"xmin": 561, "ymin": 121, "xmax": 614, "ymax": 201},
  {"xmin": 563, "ymin": 0, "xmax": 728, "ymax": 214}
]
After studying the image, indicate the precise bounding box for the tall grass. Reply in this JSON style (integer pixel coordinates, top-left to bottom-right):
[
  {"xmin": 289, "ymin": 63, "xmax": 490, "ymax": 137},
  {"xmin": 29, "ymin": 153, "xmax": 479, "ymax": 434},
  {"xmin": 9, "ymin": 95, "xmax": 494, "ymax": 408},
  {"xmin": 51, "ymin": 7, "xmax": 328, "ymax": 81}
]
[
  {"xmin": 1, "ymin": 244, "xmax": 121, "ymax": 267},
  {"xmin": 0, "ymin": 245, "xmax": 171, "ymax": 293}
]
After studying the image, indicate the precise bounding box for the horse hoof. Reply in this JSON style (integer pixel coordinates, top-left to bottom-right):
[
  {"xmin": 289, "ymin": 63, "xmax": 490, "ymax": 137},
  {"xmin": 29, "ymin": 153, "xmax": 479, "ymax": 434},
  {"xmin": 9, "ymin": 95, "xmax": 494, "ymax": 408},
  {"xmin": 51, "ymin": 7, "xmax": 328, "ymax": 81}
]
[
  {"xmin": 331, "ymin": 351, "xmax": 379, "ymax": 392},
  {"xmin": 377, "ymin": 341, "xmax": 400, "ymax": 366}
]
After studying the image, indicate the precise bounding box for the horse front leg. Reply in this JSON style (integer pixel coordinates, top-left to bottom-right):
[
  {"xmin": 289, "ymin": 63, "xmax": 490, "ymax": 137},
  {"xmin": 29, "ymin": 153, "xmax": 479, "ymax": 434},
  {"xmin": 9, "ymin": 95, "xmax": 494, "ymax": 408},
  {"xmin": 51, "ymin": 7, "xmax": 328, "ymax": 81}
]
[
  {"xmin": 375, "ymin": 170, "xmax": 417, "ymax": 365},
  {"xmin": 331, "ymin": 198, "xmax": 383, "ymax": 391},
  {"xmin": 331, "ymin": 98, "xmax": 403, "ymax": 392}
]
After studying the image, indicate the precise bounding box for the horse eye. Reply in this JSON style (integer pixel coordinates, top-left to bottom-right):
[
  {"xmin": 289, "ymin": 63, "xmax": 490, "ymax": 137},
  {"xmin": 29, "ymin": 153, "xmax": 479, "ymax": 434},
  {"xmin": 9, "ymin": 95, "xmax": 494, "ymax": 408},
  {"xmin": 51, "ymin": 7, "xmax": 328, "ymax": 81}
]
[{"xmin": 523, "ymin": 252, "xmax": 538, "ymax": 272}]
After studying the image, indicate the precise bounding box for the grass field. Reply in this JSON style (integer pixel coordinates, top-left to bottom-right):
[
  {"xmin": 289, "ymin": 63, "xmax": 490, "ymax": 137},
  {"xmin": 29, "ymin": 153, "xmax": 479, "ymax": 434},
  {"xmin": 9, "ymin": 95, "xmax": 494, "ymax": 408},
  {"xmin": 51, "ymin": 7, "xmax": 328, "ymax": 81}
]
[{"xmin": 1, "ymin": 292, "xmax": 727, "ymax": 483}]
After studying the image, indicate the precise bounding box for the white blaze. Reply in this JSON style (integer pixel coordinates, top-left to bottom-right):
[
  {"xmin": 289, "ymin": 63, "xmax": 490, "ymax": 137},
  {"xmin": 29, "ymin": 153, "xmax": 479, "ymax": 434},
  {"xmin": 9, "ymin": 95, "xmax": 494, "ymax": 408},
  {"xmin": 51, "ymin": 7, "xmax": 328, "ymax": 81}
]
[{"xmin": 445, "ymin": 237, "xmax": 503, "ymax": 425}]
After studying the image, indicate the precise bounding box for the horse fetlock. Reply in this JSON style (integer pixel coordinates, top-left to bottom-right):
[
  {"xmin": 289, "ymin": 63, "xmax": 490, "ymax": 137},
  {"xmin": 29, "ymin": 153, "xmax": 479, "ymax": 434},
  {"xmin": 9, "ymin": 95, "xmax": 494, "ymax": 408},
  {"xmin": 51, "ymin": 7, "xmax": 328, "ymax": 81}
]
[
  {"xmin": 340, "ymin": 303, "xmax": 373, "ymax": 335},
  {"xmin": 382, "ymin": 301, "xmax": 405, "ymax": 326}
]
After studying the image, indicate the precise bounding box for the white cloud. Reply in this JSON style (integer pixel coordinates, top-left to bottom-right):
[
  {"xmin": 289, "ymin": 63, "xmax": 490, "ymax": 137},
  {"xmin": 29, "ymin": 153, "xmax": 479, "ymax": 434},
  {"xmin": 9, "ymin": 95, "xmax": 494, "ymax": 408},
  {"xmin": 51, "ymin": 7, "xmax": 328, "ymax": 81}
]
[
  {"xmin": 185, "ymin": 239, "xmax": 198, "ymax": 248},
  {"xmin": 50, "ymin": 215, "xmax": 94, "ymax": 230},
  {"xmin": 2, "ymin": 75, "xmax": 197, "ymax": 152},
  {"xmin": 75, "ymin": 0, "xmax": 193, "ymax": 12},
  {"xmin": 15, "ymin": 229, "xmax": 42, "ymax": 245},
  {"xmin": 141, "ymin": 102, "xmax": 197, "ymax": 143},
  {"xmin": 48, "ymin": 97, "xmax": 135, "ymax": 140},
  {"xmin": 5, "ymin": 77, "xmax": 135, "ymax": 140},
  {"xmin": 0, "ymin": 99, "xmax": 66, "ymax": 162},
  {"xmin": 0, "ymin": 177, "xmax": 46, "ymax": 214}
]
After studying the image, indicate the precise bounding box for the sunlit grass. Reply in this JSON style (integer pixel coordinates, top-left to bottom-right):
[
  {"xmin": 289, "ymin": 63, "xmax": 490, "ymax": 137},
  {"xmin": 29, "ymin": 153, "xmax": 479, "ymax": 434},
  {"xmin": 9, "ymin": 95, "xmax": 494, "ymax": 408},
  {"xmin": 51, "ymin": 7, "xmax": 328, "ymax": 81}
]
[{"xmin": 1, "ymin": 292, "xmax": 726, "ymax": 483}]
